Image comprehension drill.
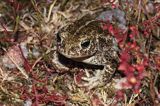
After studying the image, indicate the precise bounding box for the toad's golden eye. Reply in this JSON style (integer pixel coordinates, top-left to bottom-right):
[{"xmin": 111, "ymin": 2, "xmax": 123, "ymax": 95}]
[{"xmin": 81, "ymin": 39, "xmax": 90, "ymax": 49}]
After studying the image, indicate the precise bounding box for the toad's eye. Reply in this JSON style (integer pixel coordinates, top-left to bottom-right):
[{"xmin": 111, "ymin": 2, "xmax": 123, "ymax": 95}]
[
  {"xmin": 81, "ymin": 39, "xmax": 90, "ymax": 49},
  {"xmin": 56, "ymin": 32, "xmax": 61, "ymax": 42}
]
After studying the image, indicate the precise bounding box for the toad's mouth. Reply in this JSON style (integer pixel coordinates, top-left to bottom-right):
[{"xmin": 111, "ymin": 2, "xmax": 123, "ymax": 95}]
[
  {"xmin": 57, "ymin": 52, "xmax": 104, "ymax": 70},
  {"xmin": 57, "ymin": 50, "xmax": 97, "ymax": 63}
]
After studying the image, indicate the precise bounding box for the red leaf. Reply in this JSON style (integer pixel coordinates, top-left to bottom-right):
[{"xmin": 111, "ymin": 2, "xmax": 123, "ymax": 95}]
[
  {"xmin": 118, "ymin": 62, "xmax": 128, "ymax": 71},
  {"xmin": 91, "ymin": 95, "xmax": 103, "ymax": 106},
  {"xmin": 130, "ymin": 26, "xmax": 138, "ymax": 36},
  {"xmin": 135, "ymin": 64, "xmax": 145, "ymax": 73},
  {"xmin": 74, "ymin": 70, "xmax": 85, "ymax": 84},
  {"xmin": 45, "ymin": 91, "xmax": 67, "ymax": 103},
  {"xmin": 115, "ymin": 90, "xmax": 124, "ymax": 101},
  {"xmin": 120, "ymin": 51, "xmax": 130, "ymax": 62}
]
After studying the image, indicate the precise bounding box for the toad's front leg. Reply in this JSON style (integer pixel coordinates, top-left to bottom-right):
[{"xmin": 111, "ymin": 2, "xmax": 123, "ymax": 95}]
[
  {"xmin": 80, "ymin": 65, "xmax": 116, "ymax": 89},
  {"xmin": 52, "ymin": 51, "xmax": 69, "ymax": 72}
]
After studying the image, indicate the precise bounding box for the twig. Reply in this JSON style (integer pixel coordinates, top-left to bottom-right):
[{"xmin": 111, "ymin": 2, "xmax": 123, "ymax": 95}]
[
  {"xmin": 47, "ymin": 0, "xmax": 57, "ymax": 22},
  {"xmin": 0, "ymin": 22, "xmax": 10, "ymax": 35},
  {"xmin": 2, "ymin": 48, "xmax": 29, "ymax": 79},
  {"xmin": 0, "ymin": 66, "xmax": 4, "ymax": 77},
  {"xmin": 137, "ymin": 0, "xmax": 142, "ymax": 24},
  {"xmin": 31, "ymin": 48, "xmax": 53, "ymax": 70},
  {"xmin": 59, "ymin": 0, "xmax": 70, "ymax": 11}
]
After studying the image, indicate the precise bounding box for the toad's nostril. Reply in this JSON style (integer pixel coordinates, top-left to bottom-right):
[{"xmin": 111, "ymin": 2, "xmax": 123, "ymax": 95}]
[{"xmin": 81, "ymin": 40, "xmax": 90, "ymax": 49}]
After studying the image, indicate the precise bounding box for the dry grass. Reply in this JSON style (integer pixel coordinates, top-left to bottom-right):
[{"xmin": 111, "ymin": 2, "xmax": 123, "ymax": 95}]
[{"xmin": 0, "ymin": 0, "xmax": 160, "ymax": 106}]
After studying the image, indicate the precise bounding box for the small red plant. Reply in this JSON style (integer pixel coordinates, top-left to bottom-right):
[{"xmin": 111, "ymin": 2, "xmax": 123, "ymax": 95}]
[{"xmin": 102, "ymin": 19, "xmax": 149, "ymax": 95}]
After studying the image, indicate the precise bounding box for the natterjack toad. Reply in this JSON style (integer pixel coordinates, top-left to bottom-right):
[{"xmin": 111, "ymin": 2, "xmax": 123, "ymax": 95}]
[{"xmin": 53, "ymin": 14, "xmax": 119, "ymax": 82}]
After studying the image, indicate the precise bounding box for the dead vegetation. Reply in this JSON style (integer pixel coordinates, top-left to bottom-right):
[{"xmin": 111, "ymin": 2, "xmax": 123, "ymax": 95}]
[{"xmin": 0, "ymin": 0, "xmax": 160, "ymax": 106}]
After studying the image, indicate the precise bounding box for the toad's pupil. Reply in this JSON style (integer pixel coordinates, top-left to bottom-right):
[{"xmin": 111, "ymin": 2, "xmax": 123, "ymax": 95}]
[
  {"xmin": 81, "ymin": 40, "xmax": 90, "ymax": 49},
  {"xmin": 56, "ymin": 33, "xmax": 61, "ymax": 42}
]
